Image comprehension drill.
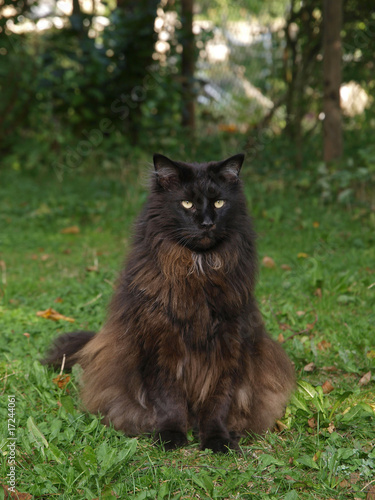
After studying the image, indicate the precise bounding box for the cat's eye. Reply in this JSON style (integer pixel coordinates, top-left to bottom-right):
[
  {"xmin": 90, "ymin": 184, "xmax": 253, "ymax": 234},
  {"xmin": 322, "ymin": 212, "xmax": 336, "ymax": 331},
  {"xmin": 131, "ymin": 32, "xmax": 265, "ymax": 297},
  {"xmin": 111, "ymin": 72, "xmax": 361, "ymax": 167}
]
[
  {"xmin": 181, "ymin": 200, "xmax": 193, "ymax": 209},
  {"xmin": 214, "ymin": 200, "xmax": 225, "ymax": 209}
]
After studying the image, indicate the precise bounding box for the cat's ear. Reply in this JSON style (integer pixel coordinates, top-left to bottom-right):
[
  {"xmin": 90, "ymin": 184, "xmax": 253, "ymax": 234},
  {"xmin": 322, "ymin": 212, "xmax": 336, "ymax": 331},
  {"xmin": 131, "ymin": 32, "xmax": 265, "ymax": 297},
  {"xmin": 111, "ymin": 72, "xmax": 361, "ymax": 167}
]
[
  {"xmin": 153, "ymin": 154, "xmax": 188, "ymax": 190},
  {"xmin": 219, "ymin": 154, "xmax": 245, "ymax": 181},
  {"xmin": 210, "ymin": 154, "xmax": 245, "ymax": 182}
]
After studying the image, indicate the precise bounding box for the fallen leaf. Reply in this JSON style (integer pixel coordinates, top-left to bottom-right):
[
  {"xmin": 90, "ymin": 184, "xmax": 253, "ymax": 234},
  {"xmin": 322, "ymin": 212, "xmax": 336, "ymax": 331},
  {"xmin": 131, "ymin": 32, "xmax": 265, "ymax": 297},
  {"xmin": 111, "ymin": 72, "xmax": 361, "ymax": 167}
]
[
  {"xmin": 304, "ymin": 362, "xmax": 315, "ymax": 372},
  {"xmin": 297, "ymin": 252, "xmax": 309, "ymax": 258},
  {"xmin": 280, "ymin": 323, "xmax": 291, "ymax": 331},
  {"xmin": 262, "ymin": 256, "xmax": 276, "ymax": 268},
  {"xmin": 40, "ymin": 254, "xmax": 50, "ymax": 261},
  {"xmin": 60, "ymin": 225, "xmax": 80, "ymax": 234},
  {"xmin": 308, "ymin": 417, "xmax": 317, "ymax": 428},
  {"xmin": 53, "ymin": 374, "xmax": 70, "ymax": 389},
  {"xmin": 367, "ymin": 350, "xmax": 375, "ymax": 359},
  {"xmin": 314, "ymin": 288, "xmax": 322, "ymax": 298},
  {"xmin": 278, "ymin": 333, "xmax": 285, "ymax": 343},
  {"xmin": 281, "ymin": 264, "xmax": 292, "ymax": 271},
  {"xmin": 306, "ymin": 322, "xmax": 315, "ymax": 331},
  {"xmin": 296, "ymin": 310, "xmax": 305, "ymax": 317},
  {"xmin": 2, "ymin": 485, "xmax": 32, "ymax": 499},
  {"xmin": 313, "ymin": 221, "xmax": 320, "ymax": 228},
  {"xmin": 86, "ymin": 265, "xmax": 99, "ymax": 272},
  {"xmin": 367, "ymin": 485, "xmax": 375, "ymax": 500},
  {"xmin": 275, "ymin": 419, "xmax": 288, "ymax": 431},
  {"xmin": 218, "ymin": 123, "xmax": 238, "ymax": 133},
  {"xmin": 358, "ymin": 371, "xmax": 371, "ymax": 386},
  {"xmin": 339, "ymin": 479, "xmax": 350, "ymax": 488},
  {"xmin": 322, "ymin": 380, "xmax": 334, "ymax": 394},
  {"xmin": 327, "ymin": 422, "xmax": 335, "ymax": 434},
  {"xmin": 23, "ymin": 333, "xmax": 30, "ymax": 338},
  {"xmin": 36, "ymin": 308, "xmax": 75, "ymax": 323},
  {"xmin": 322, "ymin": 366, "xmax": 338, "ymax": 372},
  {"xmin": 54, "ymin": 297, "xmax": 63, "ymax": 303},
  {"xmin": 317, "ymin": 340, "xmax": 332, "ymax": 351}
]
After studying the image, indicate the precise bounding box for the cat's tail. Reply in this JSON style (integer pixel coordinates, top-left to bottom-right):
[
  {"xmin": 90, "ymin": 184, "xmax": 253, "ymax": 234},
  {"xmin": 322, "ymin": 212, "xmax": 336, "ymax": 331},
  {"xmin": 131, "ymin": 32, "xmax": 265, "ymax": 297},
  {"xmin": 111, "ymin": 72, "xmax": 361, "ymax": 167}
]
[{"xmin": 41, "ymin": 331, "xmax": 95, "ymax": 370}]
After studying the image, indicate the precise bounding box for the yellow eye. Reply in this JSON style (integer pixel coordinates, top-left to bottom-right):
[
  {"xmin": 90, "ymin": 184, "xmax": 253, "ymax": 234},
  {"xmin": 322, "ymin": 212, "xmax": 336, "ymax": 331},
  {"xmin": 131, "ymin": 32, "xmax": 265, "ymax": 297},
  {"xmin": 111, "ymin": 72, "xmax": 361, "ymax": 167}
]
[
  {"xmin": 214, "ymin": 200, "xmax": 225, "ymax": 208},
  {"xmin": 181, "ymin": 200, "xmax": 193, "ymax": 209}
]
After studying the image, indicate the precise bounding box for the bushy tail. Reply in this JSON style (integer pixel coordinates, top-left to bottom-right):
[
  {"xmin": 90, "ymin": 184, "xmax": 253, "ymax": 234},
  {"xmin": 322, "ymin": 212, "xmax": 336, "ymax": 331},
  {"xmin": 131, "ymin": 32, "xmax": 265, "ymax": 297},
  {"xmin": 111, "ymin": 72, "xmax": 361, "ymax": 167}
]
[{"xmin": 42, "ymin": 331, "xmax": 95, "ymax": 370}]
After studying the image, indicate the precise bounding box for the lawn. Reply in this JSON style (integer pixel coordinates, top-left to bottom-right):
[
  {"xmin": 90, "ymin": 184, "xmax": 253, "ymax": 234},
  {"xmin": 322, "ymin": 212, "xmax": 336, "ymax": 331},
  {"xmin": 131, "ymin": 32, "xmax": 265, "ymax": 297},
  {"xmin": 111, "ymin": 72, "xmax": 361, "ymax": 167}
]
[{"xmin": 0, "ymin": 159, "xmax": 374, "ymax": 500}]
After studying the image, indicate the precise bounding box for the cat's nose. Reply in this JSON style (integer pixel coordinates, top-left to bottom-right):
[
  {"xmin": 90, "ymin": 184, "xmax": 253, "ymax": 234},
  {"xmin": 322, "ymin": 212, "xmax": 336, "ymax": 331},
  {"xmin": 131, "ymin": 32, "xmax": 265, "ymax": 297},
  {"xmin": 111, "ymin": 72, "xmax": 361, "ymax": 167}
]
[{"xmin": 201, "ymin": 216, "xmax": 215, "ymax": 229}]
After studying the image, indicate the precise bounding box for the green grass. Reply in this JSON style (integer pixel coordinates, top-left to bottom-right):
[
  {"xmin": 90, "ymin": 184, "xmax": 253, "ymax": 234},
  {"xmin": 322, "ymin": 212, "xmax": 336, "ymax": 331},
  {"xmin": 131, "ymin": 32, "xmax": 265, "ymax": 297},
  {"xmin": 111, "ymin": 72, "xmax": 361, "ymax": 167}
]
[{"xmin": 0, "ymin": 162, "xmax": 374, "ymax": 500}]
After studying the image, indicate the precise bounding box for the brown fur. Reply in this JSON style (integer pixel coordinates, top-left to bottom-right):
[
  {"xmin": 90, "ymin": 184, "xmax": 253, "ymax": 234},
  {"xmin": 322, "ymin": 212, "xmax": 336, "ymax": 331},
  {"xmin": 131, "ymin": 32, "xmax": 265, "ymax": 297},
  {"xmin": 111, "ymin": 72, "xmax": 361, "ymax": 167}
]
[{"xmin": 43, "ymin": 154, "xmax": 295, "ymax": 452}]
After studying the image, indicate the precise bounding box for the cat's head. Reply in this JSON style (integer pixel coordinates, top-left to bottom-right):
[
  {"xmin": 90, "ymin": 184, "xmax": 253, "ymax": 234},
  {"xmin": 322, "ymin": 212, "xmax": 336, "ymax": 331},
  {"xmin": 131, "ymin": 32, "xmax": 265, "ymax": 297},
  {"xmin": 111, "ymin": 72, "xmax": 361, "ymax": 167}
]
[{"xmin": 151, "ymin": 153, "xmax": 246, "ymax": 251}]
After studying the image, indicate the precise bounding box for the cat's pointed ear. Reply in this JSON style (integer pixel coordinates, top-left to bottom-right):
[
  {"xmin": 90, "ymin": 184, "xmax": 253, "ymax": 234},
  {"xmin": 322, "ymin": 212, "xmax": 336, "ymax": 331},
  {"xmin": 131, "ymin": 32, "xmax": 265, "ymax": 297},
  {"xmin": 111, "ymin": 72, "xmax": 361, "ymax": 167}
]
[
  {"xmin": 153, "ymin": 154, "xmax": 186, "ymax": 190},
  {"xmin": 217, "ymin": 154, "xmax": 245, "ymax": 181}
]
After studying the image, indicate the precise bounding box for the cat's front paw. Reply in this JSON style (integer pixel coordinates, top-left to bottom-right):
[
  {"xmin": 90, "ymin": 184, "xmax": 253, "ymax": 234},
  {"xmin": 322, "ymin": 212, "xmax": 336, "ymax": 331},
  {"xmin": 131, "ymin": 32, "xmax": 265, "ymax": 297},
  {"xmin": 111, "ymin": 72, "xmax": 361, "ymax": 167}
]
[
  {"xmin": 200, "ymin": 435, "xmax": 238, "ymax": 453},
  {"xmin": 157, "ymin": 430, "xmax": 188, "ymax": 450}
]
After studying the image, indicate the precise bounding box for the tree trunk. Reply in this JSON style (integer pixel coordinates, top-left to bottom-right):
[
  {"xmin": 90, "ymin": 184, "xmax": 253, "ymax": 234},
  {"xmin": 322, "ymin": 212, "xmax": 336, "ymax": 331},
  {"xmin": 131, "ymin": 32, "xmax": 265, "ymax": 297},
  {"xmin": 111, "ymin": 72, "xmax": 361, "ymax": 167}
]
[
  {"xmin": 181, "ymin": 0, "xmax": 195, "ymax": 132},
  {"xmin": 323, "ymin": 0, "xmax": 343, "ymax": 162}
]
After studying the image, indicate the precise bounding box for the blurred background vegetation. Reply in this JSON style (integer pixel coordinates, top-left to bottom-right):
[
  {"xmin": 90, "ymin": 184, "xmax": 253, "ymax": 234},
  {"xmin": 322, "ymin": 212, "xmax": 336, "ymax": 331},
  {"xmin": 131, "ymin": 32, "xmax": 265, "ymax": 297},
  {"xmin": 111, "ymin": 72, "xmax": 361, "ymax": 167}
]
[{"xmin": 0, "ymin": 0, "xmax": 374, "ymax": 206}]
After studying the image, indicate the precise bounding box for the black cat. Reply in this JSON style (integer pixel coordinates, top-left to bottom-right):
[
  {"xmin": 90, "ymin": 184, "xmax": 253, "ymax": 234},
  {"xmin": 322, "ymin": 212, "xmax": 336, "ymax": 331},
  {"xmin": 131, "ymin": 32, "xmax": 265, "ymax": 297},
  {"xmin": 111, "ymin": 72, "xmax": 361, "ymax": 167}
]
[{"xmin": 43, "ymin": 153, "xmax": 295, "ymax": 453}]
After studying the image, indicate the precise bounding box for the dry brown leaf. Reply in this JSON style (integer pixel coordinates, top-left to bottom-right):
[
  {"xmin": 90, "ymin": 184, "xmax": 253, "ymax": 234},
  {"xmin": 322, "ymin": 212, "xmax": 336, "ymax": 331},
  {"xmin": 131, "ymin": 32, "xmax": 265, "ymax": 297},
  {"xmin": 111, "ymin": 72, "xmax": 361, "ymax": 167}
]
[
  {"xmin": 280, "ymin": 323, "xmax": 291, "ymax": 331},
  {"xmin": 36, "ymin": 307, "xmax": 75, "ymax": 323},
  {"xmin": 367, "ymin": 485, "xmax": 375, "ymax": 500},
  {"xmin": 53, "ymin": 374, "xmax": 71, "ymax": 389},
  {"xmin": 317, "ymin": 340, "xmax": 332, "ymax": 351},
  {"xmin": 339, "ymin": 479, "xmax": 350, "ymax": 489},
  {"xmin": 23, "ymin": 333, "xmax": 30, "ymax": 338},
  {"xmin": 278, "ymin": 333, "xmax": 285, "ymax": 343},
  {"xmin": 86, "ymin": 265, "xmax": 99, "ymax": 272},
  {"xmin": 2, "ymin": 485, "xmax": 32, "ymax": 500},
  {"xmin": 40, "ymin": 254, "xmax": 50, "ymax": 261},
  {"xmin": 275, "ymin": 419, "xmax": 287, "ymax": 431},
  {"xmin": 304, "ymin": 362, "xmax": 315, "ymax": 372},
  {"xmin": 281, "ymin": 264, "xmax": 292, "ymax": 271},
  {"xmin": 296, "ymin": 310, "xmax": 305, "ymax": 317},
  {"xmin": 54, "ymin": 297, "xmax": 63, "ymax": 303},
  {"xmin": 60, "ymin": 225, "xmax": 80, "ymax": 234},
  {"xmin": 308, "ymin": 417, "xmax": 317, "ymax": 428},
  {"xmin": 322, "ymin": 365, "xmax": 338, "ymax": 372},
  {"xmin": 262, "ymin": 256, "xmax": 276, "ymax": 268},
  {"xmin": 306, "ymin": 322, "xmax": 316, "ymax": 331},
  {"xmin": 315, "ymin": 288, "xmax": 322, "ymax": 298},
  {"xmin": 218, "ymin": 123, "xmax": 238, "ymax": 133},
  {"xmin": 322, "ymin": 380, "xmax": 334, "ymax": 394},
  {"xmin": 327, "ymin": 422, "xmax": 335, "ymax": 434},
  {"xmin": 358, "ymin": 371, "xmax": 371, "ymax": 386}
]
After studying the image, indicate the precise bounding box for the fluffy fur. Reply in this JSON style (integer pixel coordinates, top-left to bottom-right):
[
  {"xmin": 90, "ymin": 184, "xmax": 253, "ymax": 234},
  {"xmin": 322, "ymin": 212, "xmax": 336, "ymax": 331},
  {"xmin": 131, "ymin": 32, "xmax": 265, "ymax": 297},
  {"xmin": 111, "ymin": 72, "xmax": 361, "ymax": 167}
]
[{"xmin": 43, "ymin": 153, "xmax": 295, "ymax": 452}]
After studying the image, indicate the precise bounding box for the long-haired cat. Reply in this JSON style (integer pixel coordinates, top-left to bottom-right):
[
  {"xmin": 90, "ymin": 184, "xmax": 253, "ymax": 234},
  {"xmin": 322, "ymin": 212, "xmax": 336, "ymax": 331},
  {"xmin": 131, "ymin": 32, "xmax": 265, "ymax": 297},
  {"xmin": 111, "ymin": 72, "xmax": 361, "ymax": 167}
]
[{"xmin": 43, "ymin": 153, "xmax": 295, "ymax": 452}]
